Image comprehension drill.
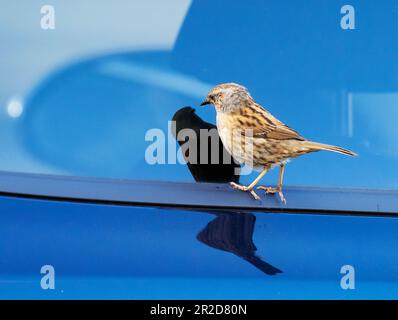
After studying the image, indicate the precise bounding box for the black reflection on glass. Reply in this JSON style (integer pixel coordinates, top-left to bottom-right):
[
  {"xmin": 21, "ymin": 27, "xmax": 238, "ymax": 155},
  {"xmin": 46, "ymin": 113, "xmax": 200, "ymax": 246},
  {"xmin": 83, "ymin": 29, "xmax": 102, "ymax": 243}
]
[
  {"xmin": 172, "ymin": 106, "xmax": 240, "ymax": 183},
  {"xmin": 197, "ymin": 212, "xmax": 282, "ymax": 276}
]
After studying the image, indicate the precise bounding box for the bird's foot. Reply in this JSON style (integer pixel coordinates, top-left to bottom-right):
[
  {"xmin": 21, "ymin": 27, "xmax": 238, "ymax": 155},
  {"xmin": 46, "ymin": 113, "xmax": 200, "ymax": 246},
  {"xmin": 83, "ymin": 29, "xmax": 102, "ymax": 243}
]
[
  {"xmin": 230, "ymin": 182, "xmax": 261, "ymax": 201},
  {"xmin": 257, "ymin": 186, "xmax": 287, "ymax": 205},
  {"xmin": 257, "ymin": 186, "xmax": 277, "ymax": 194},
  {"xmin": 278, "ymin": 192, "xmax": 287, "ymax": 205}
]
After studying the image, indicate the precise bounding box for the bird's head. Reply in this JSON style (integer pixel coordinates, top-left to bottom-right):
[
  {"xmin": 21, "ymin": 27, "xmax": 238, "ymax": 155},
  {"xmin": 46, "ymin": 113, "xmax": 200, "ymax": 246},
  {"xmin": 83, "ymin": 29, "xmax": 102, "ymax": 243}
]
[{"xmin": 201, "ymin": 83, "xmax": 253, "ymax": 112}]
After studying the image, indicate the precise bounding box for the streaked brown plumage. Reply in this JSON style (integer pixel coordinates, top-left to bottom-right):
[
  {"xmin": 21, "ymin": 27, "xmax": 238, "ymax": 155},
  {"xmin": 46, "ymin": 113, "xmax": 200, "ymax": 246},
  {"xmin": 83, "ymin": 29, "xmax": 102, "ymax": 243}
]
[{"xmin": 201, "ymin": 83, "xmax": 357, "ymax": 203}]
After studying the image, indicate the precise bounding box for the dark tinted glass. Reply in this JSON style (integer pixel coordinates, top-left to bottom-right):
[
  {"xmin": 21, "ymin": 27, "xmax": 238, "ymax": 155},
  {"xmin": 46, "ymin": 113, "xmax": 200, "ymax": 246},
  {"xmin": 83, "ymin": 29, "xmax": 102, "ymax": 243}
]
[{"xmin": 0, "ymin": 0, "xmax": 397, "ymax": 188}]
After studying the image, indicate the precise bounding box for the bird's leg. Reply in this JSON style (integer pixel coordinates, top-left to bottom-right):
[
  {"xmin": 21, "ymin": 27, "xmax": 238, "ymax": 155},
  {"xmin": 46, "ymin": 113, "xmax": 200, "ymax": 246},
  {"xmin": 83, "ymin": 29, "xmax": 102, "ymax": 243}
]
[
  {"xmin": 230, "ymin": 167, "xmax": 269, "ymax": 200},
  {"xmin": 276, "ymin": 163, "xmax": 286, "ymax": 204},
  {"xmin": 257, "ymin": 163, "xmax": 287, "ymax": 204}
]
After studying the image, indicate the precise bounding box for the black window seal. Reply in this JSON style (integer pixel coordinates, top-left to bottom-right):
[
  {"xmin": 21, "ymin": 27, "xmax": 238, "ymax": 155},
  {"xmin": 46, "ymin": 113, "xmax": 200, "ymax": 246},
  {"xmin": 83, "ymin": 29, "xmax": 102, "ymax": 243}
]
[{"xmin": 0, "ymin": 170, "xmax": 397, "ymax": 216}]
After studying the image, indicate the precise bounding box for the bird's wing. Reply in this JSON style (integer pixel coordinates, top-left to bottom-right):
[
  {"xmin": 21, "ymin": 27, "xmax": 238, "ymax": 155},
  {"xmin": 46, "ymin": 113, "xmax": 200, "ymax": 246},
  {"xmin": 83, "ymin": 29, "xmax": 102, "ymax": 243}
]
[{"xmin": 237, "ymin": 103, "xmax": 305, "ymax": 141}]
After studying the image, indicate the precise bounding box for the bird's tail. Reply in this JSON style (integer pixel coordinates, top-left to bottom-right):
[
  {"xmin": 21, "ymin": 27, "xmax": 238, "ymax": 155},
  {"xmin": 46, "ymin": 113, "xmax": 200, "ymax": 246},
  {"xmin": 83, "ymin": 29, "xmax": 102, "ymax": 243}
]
[{"xmin": 305, "ymin": 141, "xmax": 358, "ymax": 157}]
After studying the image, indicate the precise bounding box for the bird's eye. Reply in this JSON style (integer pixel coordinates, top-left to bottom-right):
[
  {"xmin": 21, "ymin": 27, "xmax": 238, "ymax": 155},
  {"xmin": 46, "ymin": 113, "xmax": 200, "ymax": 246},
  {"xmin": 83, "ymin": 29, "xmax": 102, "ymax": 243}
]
[{"xmin": 209, "ymin": 94, "xmax": 215, "ymax": 101}]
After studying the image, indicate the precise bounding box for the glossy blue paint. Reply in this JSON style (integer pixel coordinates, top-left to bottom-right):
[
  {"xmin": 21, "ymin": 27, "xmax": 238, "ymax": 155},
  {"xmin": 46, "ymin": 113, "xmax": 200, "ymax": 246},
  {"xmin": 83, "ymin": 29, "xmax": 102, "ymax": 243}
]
[{"xmin": 1, "ymin": 195, "xmax": 398, "ymax": 299}]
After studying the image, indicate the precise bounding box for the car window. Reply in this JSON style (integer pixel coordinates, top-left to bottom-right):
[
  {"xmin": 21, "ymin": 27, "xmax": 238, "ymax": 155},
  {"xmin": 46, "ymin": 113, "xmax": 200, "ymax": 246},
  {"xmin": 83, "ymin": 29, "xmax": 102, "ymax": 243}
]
[{"xmin": 0, "ymin": 0, "xmax": 397, "ymax": 189}]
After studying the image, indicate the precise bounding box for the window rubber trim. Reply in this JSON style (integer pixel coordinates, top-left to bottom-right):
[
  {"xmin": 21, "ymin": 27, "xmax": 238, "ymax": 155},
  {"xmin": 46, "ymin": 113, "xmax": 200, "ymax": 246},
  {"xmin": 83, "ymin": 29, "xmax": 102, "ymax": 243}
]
[{"xmin": 0, "ymin": 170, "xmax": 397, "ymax": 216}]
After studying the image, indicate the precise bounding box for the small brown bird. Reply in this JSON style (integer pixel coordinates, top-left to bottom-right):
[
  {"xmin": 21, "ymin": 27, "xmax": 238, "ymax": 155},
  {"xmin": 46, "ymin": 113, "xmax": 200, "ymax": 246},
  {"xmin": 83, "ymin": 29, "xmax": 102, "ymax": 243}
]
[{"xmin": 201, "ymin": 83, "xmax": 357, "ymax": 203}]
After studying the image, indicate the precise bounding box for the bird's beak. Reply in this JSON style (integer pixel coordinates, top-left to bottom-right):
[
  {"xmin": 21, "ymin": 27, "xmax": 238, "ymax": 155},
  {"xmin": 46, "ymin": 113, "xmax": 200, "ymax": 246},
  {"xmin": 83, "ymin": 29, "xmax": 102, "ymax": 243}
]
[{"xmin": 200, "ymin": 99, "xmax": 211, "ymax": 106}]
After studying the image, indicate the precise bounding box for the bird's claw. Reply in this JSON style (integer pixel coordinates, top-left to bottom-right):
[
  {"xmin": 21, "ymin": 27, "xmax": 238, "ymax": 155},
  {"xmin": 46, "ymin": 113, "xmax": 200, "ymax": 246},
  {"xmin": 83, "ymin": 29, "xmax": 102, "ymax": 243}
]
[
  {"xmin": 230, "ymin": 182, "xmax": 247, "ymax": 191},
  {"xmin": 257, "ymin": 186, "xmax": 287, "ymax": 205},
  {"xmin": 257, "ymin": 186, "xmax": 277, "ymax": 194},
  {"xmin": 249, "ymin": 190, "xmax": 261, "ymax": 201},
  {"xmin": 278, "ymin": 191, "xmax": 287, "ymax": 205},
  {"xmin": 230, "ymin": 182, "xmax": 261, "ymax": 201}
]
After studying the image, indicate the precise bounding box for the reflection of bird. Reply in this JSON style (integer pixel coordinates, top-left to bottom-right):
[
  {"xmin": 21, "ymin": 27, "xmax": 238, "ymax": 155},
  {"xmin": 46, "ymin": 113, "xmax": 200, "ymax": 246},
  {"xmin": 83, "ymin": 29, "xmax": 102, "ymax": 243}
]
[
  {"xmin": 197, "ymin": 212, "xmax": 282, "ymax": 276},
  {"xmin": 201, "ymin": 83, "xmax": 357, "ymax": 203},
  {"xmin": 172, "ymin": 106, "xmax": 240, "ymax": 183}
]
